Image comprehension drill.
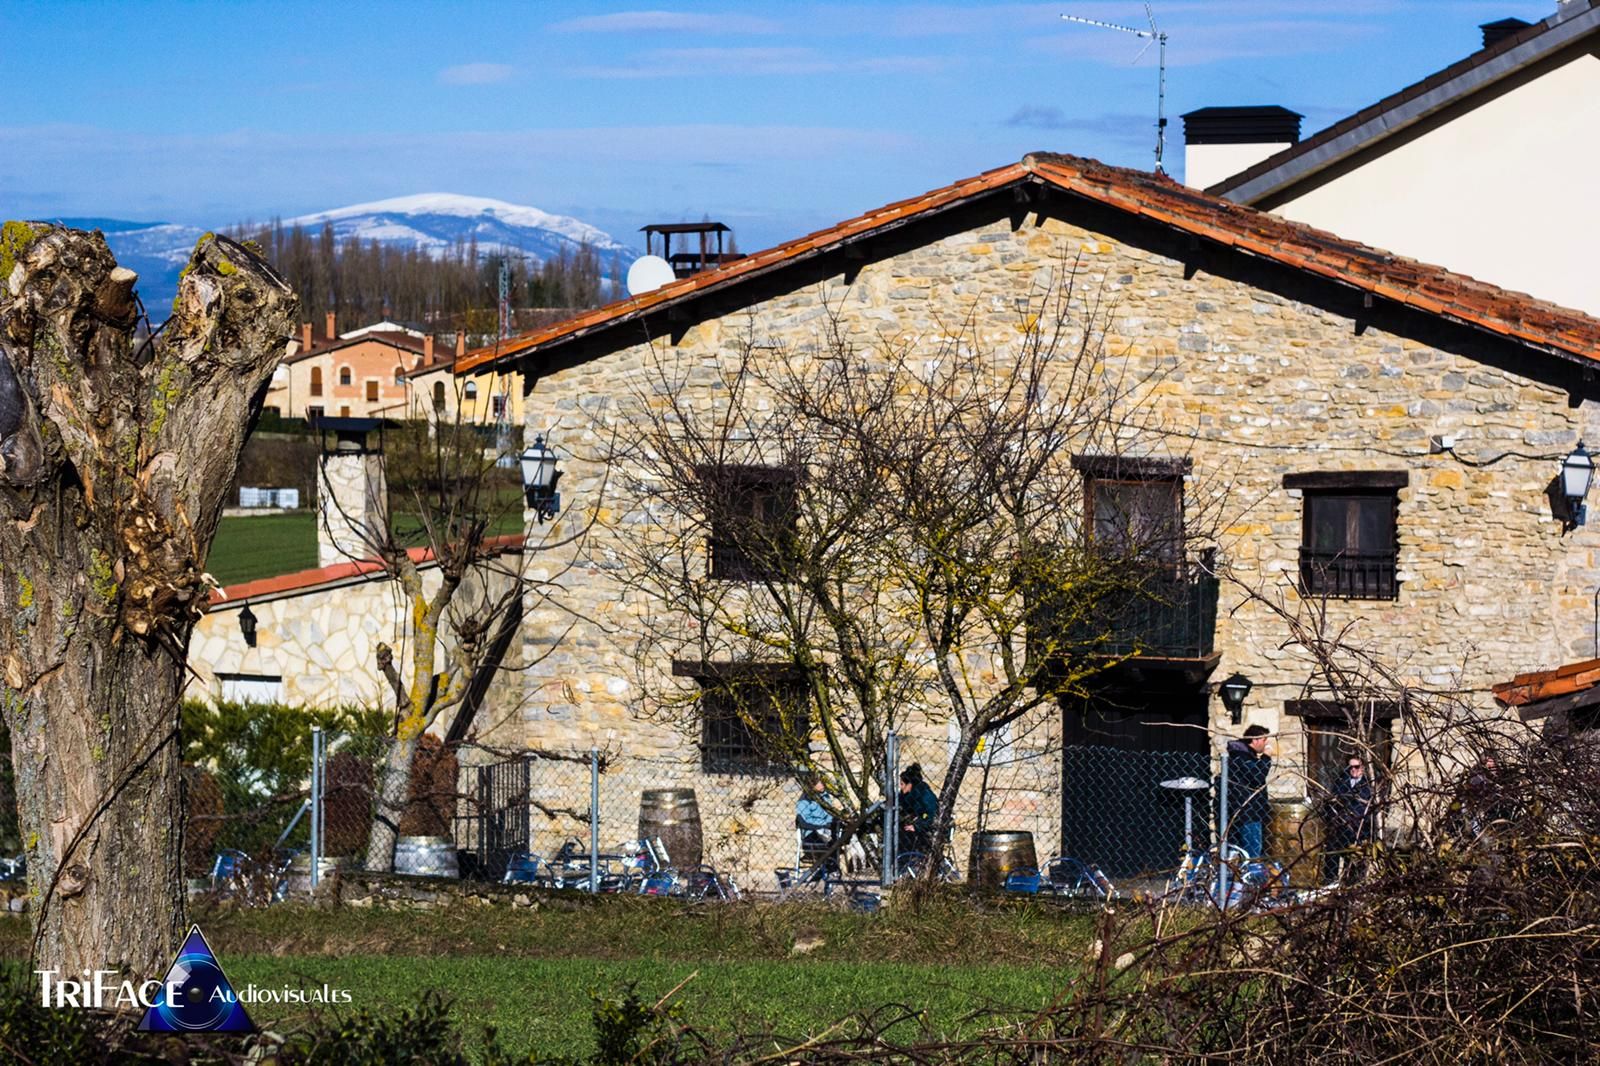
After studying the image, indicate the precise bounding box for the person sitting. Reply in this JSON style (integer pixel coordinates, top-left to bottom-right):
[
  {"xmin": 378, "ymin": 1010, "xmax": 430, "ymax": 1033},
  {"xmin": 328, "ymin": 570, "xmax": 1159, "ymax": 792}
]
[
  {"xmin": 898, "ymin": 763, "xmax": 939, "ymax": 857},
  {"xmin": 795, "ymin": 776, "xmax": 838, "ymax": 872}
]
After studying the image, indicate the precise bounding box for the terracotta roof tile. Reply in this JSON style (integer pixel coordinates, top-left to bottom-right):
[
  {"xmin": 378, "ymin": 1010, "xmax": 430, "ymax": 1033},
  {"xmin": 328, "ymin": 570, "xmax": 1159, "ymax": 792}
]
[
  {"xmin": 1493, "ymin": 657, "xmax": 1600, "ymax": 708},
  {"xmin": 458, "ymin": 152, "xmax": 1600, "ymax": 376},
  {"xmin": 206, "ymin": 534, "xmax": 525, "ymax": 606}
]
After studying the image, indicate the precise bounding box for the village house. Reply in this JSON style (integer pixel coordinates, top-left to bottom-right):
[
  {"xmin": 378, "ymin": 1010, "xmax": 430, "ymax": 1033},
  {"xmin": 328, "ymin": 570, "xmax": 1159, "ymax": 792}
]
[
  {"xmin": 1188, "ymin": 0, "xmax": 1600, "ymax": 316},
  {"xmin": 448, "ymin": 150, "xmax": 1600, "ymax": 884},
  {"xmin": 265, "ymin": 314, "xmax": 441, "ymax": 421}
]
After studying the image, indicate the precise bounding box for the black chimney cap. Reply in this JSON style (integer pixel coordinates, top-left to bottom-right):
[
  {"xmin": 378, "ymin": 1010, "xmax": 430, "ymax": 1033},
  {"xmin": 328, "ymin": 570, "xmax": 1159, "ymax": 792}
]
[
  {"xmin": 1181, "ymin": 106, "xmax": 1302, "ymax": 146},
  {"xmin": 1480, "ymin": 17, "xmax": 1533, "ymax": 50}
]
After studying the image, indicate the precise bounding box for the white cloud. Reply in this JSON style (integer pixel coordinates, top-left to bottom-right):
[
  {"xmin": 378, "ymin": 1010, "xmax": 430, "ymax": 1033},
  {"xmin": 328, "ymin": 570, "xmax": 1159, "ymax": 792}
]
[
  {"xmin": 551, "ymin": 10, "xmax": 781, "ymax": 34},
  {"xmin": 438, "ymin": 63, "xmax": 515, "ymax": 85}
]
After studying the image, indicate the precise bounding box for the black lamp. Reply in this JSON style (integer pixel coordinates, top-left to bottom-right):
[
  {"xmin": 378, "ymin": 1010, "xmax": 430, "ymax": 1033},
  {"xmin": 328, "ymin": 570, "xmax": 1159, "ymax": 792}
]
[
  {"xmin": 238, "ymin": 603, "xmax": 258, "ymax": 648},
  {"xmin": 1218, "ymin": 672, "xmax": 1252, "ymax": 725},
  {"xmin": 1562, "ymin": 441, "xmax": 1594, "ymax": 527},
  {"xmin": 521, "ymin": 434, "xmax": 563, "ymax": 523}
]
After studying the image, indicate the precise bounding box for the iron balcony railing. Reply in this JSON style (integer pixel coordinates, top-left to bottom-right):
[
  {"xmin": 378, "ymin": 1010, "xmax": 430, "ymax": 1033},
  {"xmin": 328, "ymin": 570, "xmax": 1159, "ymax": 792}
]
[
  {"xmin": 1299, "ymin": 548, "xmax": 1398, "ymax": 601},
  {"xmin": 1038, "ymin": 554, "xmax": 1221, "ymax": 662}
]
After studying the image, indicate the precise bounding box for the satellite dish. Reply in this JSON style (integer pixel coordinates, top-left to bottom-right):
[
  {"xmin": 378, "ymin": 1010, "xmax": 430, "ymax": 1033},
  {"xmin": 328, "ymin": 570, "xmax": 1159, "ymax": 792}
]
[{"xmin": 626, "ymin": 255, "xmax": 676, "ymax": 296}]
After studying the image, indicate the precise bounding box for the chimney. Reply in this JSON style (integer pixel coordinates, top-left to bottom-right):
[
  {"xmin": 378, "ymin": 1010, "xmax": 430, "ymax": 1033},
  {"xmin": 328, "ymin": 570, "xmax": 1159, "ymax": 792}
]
[
  {"xmin": 424, "ymin": 335, "xmax": 434, "ymax": 364},
  {"xmin": 1479, "ymin": 17, "xmax": 1533, "ymax": 48},
  {"xmin": 325, "ymin": 311, "xmax": 336, "ymax": 341},
  {"xmin": 455, "ymin": 332, "xmax": 466, "ymax": 359},
  {"xmin": 300, "ymin": 322, "xmax": 312, "ymax": 353},
  {"xmin": 317, "ymin": 425, "xmax": 388, "ymax": 567},
  {"xmin": 1181, "ymin": 106, "xmax": 1303, "ymax": 191}
]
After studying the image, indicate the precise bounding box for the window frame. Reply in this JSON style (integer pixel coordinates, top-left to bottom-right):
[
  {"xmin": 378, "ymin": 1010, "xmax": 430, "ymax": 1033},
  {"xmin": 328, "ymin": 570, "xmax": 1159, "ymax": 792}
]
[
  {"xmin": 674, "ymin": 661, "xmax": 809, "ymax": 776},
  {"xmin": 365, "ymin": 379, "xmax": 380, "ymax": 402},
  {"xmin": 309, "ymin": 366, "xmax": 323, "ymax": 397},
  {"xmin": 1072, "ymin": 454, "xmax": 1190, "ymax": 567},
  {"xmin": 1286, "ymin": 471, "xmax": 1407, "ymax": 601},
  {"xmin": 338, "ymin": 365, "xmax": 352, "ymax": 387},
  {"xmin": 698, "ymin": 464, "xmax": 801, "ymax": 582}
]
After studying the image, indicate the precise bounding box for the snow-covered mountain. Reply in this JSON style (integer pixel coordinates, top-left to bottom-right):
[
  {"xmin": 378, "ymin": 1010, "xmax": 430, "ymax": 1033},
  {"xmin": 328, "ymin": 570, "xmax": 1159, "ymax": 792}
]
[{"xmin": 73, "ymin": 194, "xmax": 636, "ymax": 318}]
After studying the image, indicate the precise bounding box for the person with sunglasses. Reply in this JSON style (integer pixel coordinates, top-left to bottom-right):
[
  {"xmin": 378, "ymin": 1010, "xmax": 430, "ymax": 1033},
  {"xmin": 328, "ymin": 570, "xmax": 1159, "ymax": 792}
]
[{"xmin": 1326, "ymin": 756, "xmax": 1375, "ymax": 883}]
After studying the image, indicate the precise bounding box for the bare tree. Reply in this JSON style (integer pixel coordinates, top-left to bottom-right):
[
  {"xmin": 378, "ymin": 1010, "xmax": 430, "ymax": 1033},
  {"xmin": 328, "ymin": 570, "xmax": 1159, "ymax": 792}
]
[
  {"xmin": 0, "ymin": 223, "xmax": 295, "ymax": 974},
  {"xmin": 608, "ymin": 265, "xmax": 1229, "ymax": 870},
  {"xmin": 318, "ymin": 386, "xmax": 591, "ymax": 872}
]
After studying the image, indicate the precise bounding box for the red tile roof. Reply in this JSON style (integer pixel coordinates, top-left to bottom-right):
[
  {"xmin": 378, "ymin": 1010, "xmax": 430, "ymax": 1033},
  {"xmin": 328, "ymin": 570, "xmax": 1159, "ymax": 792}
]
[
  {"xmin": 207, "ymin": 534, "xmax": 525, "ymax": 606},
  {"xmin": 1493, "ymin": 658, "xmax": 1600, "ymax": 709},
  {"xmin": 458, "ymin": 152, "xmax": 1600, "ymax": 375},
  {"xmin": 285, "ymin": 331, "xmax": 432, "ymax": 366}
]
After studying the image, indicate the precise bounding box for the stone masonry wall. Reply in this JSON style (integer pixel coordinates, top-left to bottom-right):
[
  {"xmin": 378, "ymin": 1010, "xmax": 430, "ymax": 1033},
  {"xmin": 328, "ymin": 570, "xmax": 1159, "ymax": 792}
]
[{"xmin": 511, "ymin": 204, "xmax": 1600, "ymax": 866}]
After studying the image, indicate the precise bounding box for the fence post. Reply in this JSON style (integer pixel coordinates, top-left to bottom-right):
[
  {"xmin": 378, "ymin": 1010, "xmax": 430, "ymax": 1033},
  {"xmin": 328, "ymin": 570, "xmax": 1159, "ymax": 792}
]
[
  {"xmin": 882, "ymin": 730, "xmax": 898, "ymax": 887},
  {"xmin": 309, "ymin": 727, "xmax": 322, "ymax": 890},
  {"xmin": 1218, "ymin": 743, "xmax": 1230, "ymax": 909},
  {"xmin": 590, "ymin": 747, "xmax": 600, "ymax": 894}
]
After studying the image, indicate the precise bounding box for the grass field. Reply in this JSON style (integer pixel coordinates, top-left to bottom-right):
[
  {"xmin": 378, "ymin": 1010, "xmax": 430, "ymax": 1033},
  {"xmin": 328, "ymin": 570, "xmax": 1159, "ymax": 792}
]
[
  {"xmin": 208, "ymin": 512, "xmax": 318, "ymax": 585},
  {"xmin": 207, "ymin": 502, "xmax": 526, "ymax": 587},
  {"xmin": 0, "ymin": 896, "xmax": 1105, "ymax": 1060}
]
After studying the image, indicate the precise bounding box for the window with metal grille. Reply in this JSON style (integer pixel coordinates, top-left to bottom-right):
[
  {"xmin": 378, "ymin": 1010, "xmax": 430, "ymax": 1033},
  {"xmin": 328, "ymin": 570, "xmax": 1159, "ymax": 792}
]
[
  {"xmin": 689, "ymin": 668, "xmax": 809, "ymax": 776},
  {"xmin": 700, "ymin": 465, "xmax": 799, "ymax": 581},
  {"xmin": 1287, "ymin": 472, "xmax": 1406, "ymax": 601}
]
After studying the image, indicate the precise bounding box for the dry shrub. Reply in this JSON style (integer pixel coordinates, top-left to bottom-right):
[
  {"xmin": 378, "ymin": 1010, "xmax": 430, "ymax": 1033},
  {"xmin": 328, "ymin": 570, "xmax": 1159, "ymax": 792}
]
[
  {"xmin": 399, "ymin": 735, "xmax": 459, "ymax": 837},
  {"xmin": 182, "ymin": 766, "xmax": 224, "ymax": 874},
  {"xmin": 323, "ymin": 749, "xmax": 375, "ymax": 857}
]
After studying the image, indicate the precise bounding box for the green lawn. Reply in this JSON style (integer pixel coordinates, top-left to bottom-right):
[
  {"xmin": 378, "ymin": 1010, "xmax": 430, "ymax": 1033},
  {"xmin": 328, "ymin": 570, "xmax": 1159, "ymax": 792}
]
[
  {"xmin": 0, "ymin": 897, "xmax": 1104, "ymax": 1060},
  {"xmin": 207, "ymin": 503, "xmax": 525, "ymax": 587},
  {"xmin": 227, "ymin": 955, "xmax": 1071, "ymax": 1058},
  {"xmin": 207, "ymin": 512, "xmax": 318, "ymax": 585}
]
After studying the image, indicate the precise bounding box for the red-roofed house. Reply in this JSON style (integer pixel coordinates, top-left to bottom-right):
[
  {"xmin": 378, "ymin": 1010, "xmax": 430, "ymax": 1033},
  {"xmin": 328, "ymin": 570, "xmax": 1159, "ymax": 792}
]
[{"xmin": 401, "ymin": 152, "xmax": 1600, "ymax": 877}]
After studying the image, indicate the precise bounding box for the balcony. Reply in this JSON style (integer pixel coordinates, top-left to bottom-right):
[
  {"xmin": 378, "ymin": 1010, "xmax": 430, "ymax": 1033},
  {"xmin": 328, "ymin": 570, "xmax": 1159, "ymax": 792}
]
[
  {"xmin": 1035, "ymin": 553, "xmax": 1220, "ymax": 665},
  {"xmin": 1299, "ymin": 548, "xmax": 1398, "ymax": 601}
]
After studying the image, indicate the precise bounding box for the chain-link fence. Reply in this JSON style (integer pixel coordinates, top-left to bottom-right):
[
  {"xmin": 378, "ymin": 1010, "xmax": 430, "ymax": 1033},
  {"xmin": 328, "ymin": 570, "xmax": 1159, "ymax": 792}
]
[{"xmin": 174, "ymin": 720, "xmax": 1359, "ymax": 905}]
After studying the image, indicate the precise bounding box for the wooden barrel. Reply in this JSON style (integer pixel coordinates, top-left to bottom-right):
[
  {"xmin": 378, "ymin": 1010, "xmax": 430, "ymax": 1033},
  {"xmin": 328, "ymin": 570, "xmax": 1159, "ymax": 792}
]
[
  {"xmin": 639, "ymin": 789, "xmax": 703, "ymax": 868},
  {"xmin": 968, "ymin": 830, "xmax": 1037, "ymax": 892},
  {"xmin": 284, "ymin": 853, "xmax": 343, "ymax": 895},
  {"xmin": 1269, "ymin": 799, "xmax": 1322, "ymax": 888},
  {"xmin": 394, "ymin": 835, "xmax": 460, "ymax": 878}
]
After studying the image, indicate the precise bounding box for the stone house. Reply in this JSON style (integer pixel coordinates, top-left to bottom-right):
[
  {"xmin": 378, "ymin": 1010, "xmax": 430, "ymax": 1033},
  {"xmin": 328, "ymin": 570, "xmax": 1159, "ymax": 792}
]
[
  {"xmin": 1190, "ymin": 0, "xmax": 1600, "ymax": 315},
  {"xmin": 453, "ymin": 152, "xmax": 1600, "ymax": 883}
]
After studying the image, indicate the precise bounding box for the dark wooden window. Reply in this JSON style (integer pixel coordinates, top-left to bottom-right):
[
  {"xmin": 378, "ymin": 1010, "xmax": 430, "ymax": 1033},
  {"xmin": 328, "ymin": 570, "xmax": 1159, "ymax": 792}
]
[
  {"xmin": 677, "ymin": 664, "xmax": 808, "ymax": 775},
  {"xmin": 306, "ymin": 405, "xmax": 324, "ymax": 423},
  {"xmin": 309, "ymin": 367, "xmax": 323, "ymax": 397},
  {"xmin": 1285, "ymin": 700, "xmax": 1396, "ymax": 794},
  {"xmin": 702, "ymin": 465, "xmax": 799, "ymax": 581},
  {"xmin": 464, "ymin": 381, "xmax": 478, "ymax": 402},
  {"xmin": 1074, "ymin": 455, "xmax": 1189, "ymax": 567},
  {"xmin": 432, "ymin": 381, "xmax": 446, "ymax": 411},
  {"xmin": 1287, "ymin": 472, "xmax": 1406, "ymax": 600},
  {"xmin": 365, "ymin": 380, "xmax": 379, "ymax": 402}
]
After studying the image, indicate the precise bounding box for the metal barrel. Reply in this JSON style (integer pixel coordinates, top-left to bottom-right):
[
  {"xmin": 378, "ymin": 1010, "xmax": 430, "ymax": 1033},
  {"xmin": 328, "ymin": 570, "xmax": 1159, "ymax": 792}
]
[
  {"xmin": 393, "ymin": 835, "xmax": 460, "ymax": 878},
  {"xmin": 968, "ymin": 830, "xmax": 1037, "ymax": 892},
  {"xmin": 284, "ymin": 853, "xmax": 343, "ymax": 895},
  {"xmin": 638, "ymin": 788, "xmax": 703, "ymax": 869}
]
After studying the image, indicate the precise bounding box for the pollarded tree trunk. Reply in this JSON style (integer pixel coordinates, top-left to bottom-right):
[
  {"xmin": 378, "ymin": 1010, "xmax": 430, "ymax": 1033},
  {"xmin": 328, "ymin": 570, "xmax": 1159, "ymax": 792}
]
[{"xmin": 0, "ymin": 223, "xmax": 295, "ymax": 977}]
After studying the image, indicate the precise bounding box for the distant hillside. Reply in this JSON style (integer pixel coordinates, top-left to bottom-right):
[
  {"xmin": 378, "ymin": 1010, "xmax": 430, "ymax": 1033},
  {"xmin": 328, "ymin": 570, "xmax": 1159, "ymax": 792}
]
[{"xmin": 69, "ymin": 195, "xmax": 636, "ymax": 323}]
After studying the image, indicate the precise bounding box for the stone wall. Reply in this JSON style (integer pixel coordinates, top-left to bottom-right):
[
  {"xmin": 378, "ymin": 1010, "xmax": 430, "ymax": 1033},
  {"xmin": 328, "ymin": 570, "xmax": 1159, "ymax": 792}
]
[{"xmin": 508, "ymin": 201, "xmax": 1600, "ymax": 861}]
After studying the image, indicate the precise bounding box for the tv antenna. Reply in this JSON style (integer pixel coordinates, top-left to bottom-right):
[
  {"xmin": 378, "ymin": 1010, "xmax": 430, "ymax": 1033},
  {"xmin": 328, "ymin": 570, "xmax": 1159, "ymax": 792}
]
[{"xmin": 1061, "ymin": 4, "xmax": 1169, "ymax": 174}]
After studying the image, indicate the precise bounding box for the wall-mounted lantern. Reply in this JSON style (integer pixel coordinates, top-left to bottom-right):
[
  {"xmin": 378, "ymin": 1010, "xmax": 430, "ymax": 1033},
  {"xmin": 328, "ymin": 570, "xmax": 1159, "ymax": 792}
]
[
  {"xmin": 1218, "ymin": 672, "xmax": 1253, "ymax": 726},
  {"xmin": 1562, "ymin": 442, "xmax": 1594, "ymax": 527},
  {"xmin": 521, "ymin": 434, "xmax": 563, "ymax": 523},
  {"xmin": 238, "ymin": 603, "xmax": 258, "ymax": 648}
]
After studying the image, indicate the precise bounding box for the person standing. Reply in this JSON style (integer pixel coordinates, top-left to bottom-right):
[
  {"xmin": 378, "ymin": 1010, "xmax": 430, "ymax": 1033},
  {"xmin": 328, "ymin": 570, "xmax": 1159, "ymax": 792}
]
[
  {"xmin": 1325, "ymin": 756, "xmax": 1374, "ymax": 882},
  {"xmin": 1225, "ymin": 725, "xmax": 1273, "ymax": 859}
]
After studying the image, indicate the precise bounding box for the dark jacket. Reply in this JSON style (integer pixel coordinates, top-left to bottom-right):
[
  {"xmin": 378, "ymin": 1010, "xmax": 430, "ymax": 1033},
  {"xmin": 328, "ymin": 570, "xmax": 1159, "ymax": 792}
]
[
  {"xmin": 1329, "ymin": 773, "xmax": 1374, "ymax": 842},
  {"xmin": 903, "ymin": 781, "xmax": 939, "ymax": 845},
  {"xmin": 1224, "ymin": 739, "xmax": 1272, "ymax": 825}
]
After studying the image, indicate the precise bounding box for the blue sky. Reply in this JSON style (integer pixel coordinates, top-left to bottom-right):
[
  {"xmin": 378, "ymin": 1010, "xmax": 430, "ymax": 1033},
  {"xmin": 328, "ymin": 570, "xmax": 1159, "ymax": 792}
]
[{"xmin": 3, "ymin": 0, "xmax": 1558, "ymax": 253}]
